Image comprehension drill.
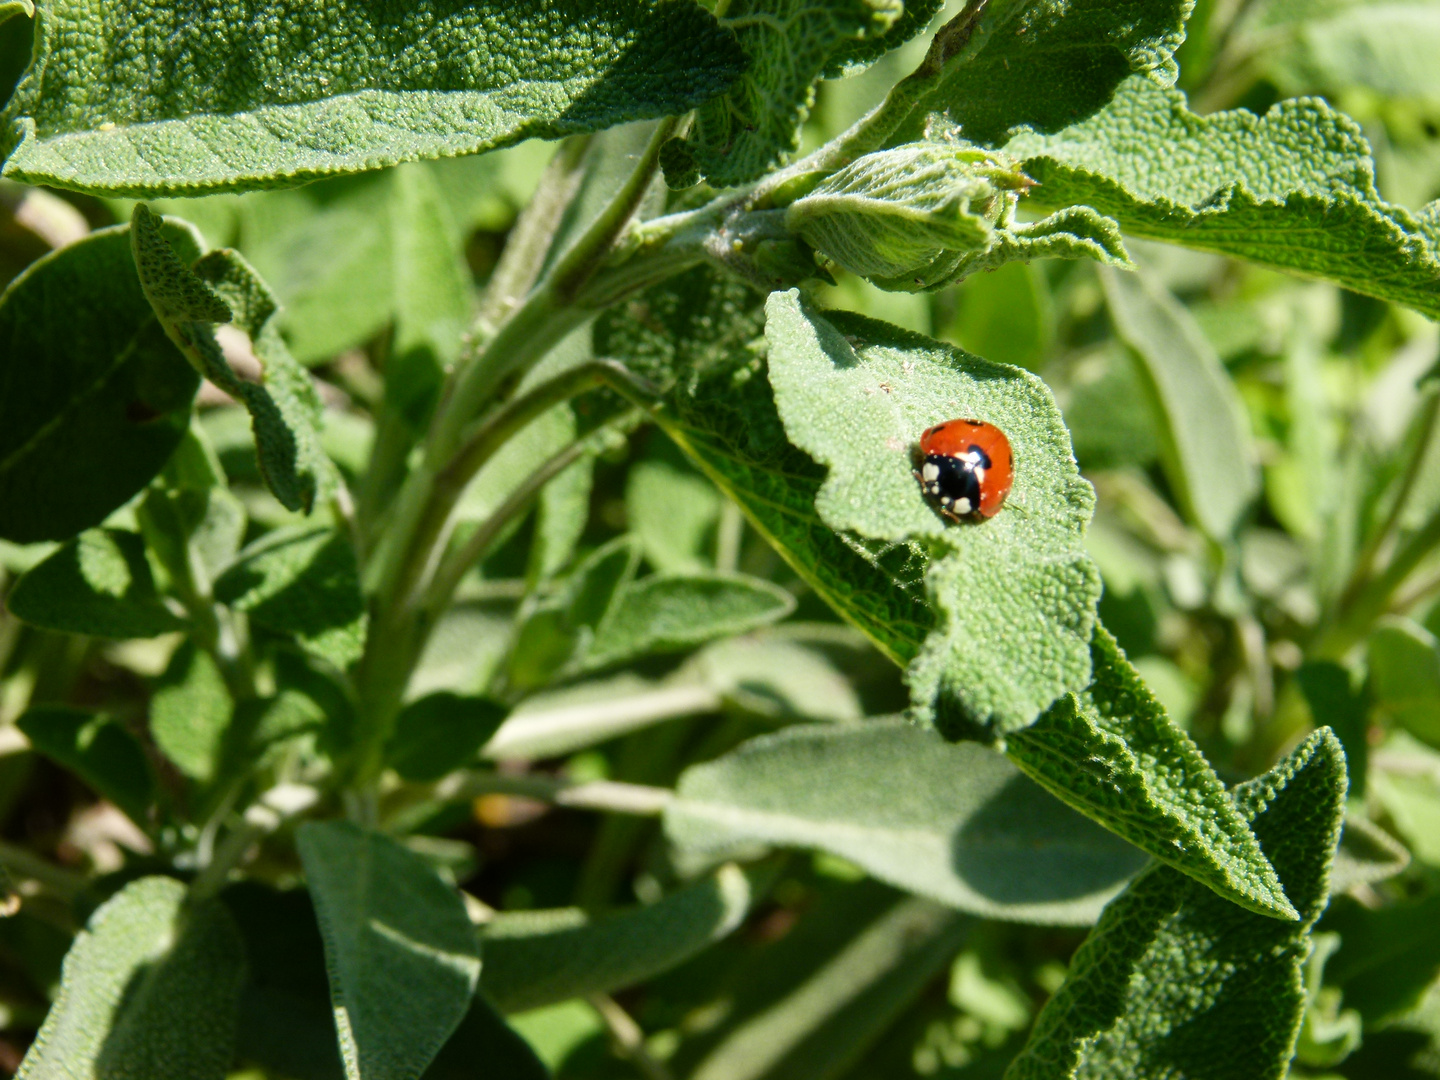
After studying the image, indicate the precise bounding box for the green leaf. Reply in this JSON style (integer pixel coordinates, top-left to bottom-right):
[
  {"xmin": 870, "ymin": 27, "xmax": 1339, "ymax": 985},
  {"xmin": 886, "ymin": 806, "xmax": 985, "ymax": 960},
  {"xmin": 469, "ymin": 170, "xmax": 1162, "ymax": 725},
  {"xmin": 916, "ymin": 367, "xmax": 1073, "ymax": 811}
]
[
  {"xmin": 6, "ymin": 528, "xmax": 185, "ymax": 638},
  {"xmin": 1323, "ymin": 892, "xmax": 1440, "ymax": 1027},
  {"xmin": 422, "ymin": 996, "xmax": 549, "ymax": 1080},
  {"xmin": 1, "ymin": 1, "xmax": 745, "ymax": 196},
  {"xmin": 942, "ymin": 260, "xmax": 1054, "ymax": 371},
  {"xmin": 1005, "ymin": 728, "xmax": 1346, "ymax": 1080},
  {"xmin": 625, "ymin": 444, "xmax": 722, "ymax": 574},
  {"xmin": 0, "ymin": 2, "xmax": 32, "ymax": 22},
  {"xmin": 1007, "ymin": 628, "xmax": 1297, "ymax": 921},
  {"xmin": 132, "ymin": 205, "xmax": 330, "ymax": 512},
  {"xmin": 296, "ymin": 822, "xmax": 481, "ymax": 1080},
  {"xmin": 1369, "ymin": 617, "xmax": 1440, "ymax": 748},
  {"xmin": 1008, "ymin": 76, "xmax": 1440, "ymax": 318},
  {"xmin": 1297, "ymin": 660, "xmax": 1370, "ymax": 799},
  {"xmin": 583, "ymin": 572, "xmax": 796, "ymax": 670},
  {"xmin": 695, "ymin": 632, "xmax": 864, "ymax": 722},
  {"xmin": 673, "ymin": 0, "xmax": 902, "ymax": 187},
  {"xmin": 764, "ymin": 289, "xmax": 1099, "ymax": 736},
  {"xmin": 16, "ymin": 706, "xmax": 153, "ymax": 825},
  {"xmin": 919, "ymin": 0, "xmax": 1192, "ymax": 146},
  {"xmin": 824, "ymin": 0, "xmax": 945, "ymax": 76},
  {"xmin": 16, "ymin": 876, "xmax": 244, "ymax": 1080},
  {"xmin": 386, "ymin": 693, "xmax": 509, "ymax": 783},
  {"xmin": 665, "ymin": 719, "xmax": 1148, "ymax": 923},
  {"xmin": 215, "ymin": 526, "xmax": 367, "ymax": 669},
  {"xmin": 481, "ymin": 863, "xmax": 753, "ymax": 1013},
  {"xmin": 1330, "ymin": 812, "xmax": 1409, "ymax": 893},
  {"xmin": 1099, "ymin": 265, "xmax": 1259, "ymax": 540},
  {"xmin": 675, "ymin": 882, "xmax": 969, "ymax": 1080},
  {"xmin": 0, "ymin": 224, "xmax": 199, "ymax": 542},
  {"xmin": 150, "ymin": 640, "xmax": 234, "ymax": 782}
]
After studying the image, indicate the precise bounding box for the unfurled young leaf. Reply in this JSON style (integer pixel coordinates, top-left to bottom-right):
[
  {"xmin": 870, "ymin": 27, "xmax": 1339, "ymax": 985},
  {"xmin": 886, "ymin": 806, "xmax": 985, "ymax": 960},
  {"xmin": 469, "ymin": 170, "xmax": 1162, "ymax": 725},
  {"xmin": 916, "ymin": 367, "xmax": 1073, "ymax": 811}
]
[
  {"xmin": 671, "ymin": 0, "xmax": 903, "ymax": 187},
  {"xmin": 297, "ymin": 822, "xmax": 481, "ymax": 1080},
  {"xmin": 1100, "ymin": 265, "xmax": 1259, "ymax": 541},
  {"xmin": 665, "ymin": 719, "xmax": 1147, "ymax": 924},
  {"xmin": 131, "ymin": 205, "xmax": 330, "ymax": 512},
  {"xmin": 1009, "ymin": 76, "xmax": 1440, "ymax": 318},
  {"xmin": 0, "ymin": 1, "xmax": 745, "ymax": 196},
  {"xmin": 16, "ymin": 706, "xmax": 154, "ymax": 825},
  {"xmin": 1007, "ymin": 629, "xmax": 1297, "ymax": 921},
  {"xmin": 917, "ymin": 0, "xmax": 1193, "ymax": 146},
  {"xmin": 0, "ymin": 224, "xmax": 199, "ymax": 543},
  {"xmin": 764, "ymin": 289, "xmax": 1099, "ymax": 737},
  {"xmin": 1006, "ymin": 728, "xmax": 1346, "ymax": 1080},
  {"xmin": 482, "ymin": 863, "xmax": 753, "ymax": 1013},
  {"xmin": 215, "ymin": 527, "xmax": 367, "ymax": 669},
  {"xmin": 786, "ymin": 143, "xmax": 1029, "ymax": 284},
  {"xmin": 16, "ymin": 876, "xmax": 244, "ymax": 1080},
  {"xmin": 7, "ymin": 528, "xmax": 185, "ymax": 638}
]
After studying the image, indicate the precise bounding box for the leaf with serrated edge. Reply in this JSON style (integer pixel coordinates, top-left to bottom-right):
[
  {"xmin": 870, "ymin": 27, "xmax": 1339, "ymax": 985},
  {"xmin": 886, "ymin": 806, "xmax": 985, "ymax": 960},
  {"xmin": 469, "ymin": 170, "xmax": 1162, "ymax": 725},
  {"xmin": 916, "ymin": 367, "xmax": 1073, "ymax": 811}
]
[
  {"xmin": 764, "ymin": 289, "xmax": 1099, "ymax": 736},
  {"xmin": 1007, "ymin": 76, "xmax": 1440, "ymax": 318},
  {"xmin": 16, "ymin": 876, "xmax": 244, "ymax": 1080},
  {"xmin": 0, "ymin": 1, "xmax": 745, "ymax": 197},
  {"xmin": 1007, "ymin": 628, "xmax": 1297, "ymax": 921},
  {"xmin": 825, "ymin": 0, "xmax": 944, "ymax": 76},
  {"xmin": 677, "ymin": 0, "xmax": 903, "ymax": 187},
  {"xmin": 1005, "ymin": 729, "xmax": 1345, "ymax": 1080},
  {"xmin": 482, "ymin": 863, "xmax": 752, "ymax": 1013},
  {"xmin": 6, "ymin": 528, "xmax": 185, "ymax": 638},
  {"xmin": 666, "ymin": 719, "xmax": 1148, "ymax": 923},
  {"xmin": 297, "ymin": 822, "xmax": 481, "ymax": 1080},
  {"xmin": 0, "ymin": 225, "xmax": 199, "ymax": 543},
  {"xmin": 921, "ymin": 0, "xmax": 1192, "ymax": 146}
]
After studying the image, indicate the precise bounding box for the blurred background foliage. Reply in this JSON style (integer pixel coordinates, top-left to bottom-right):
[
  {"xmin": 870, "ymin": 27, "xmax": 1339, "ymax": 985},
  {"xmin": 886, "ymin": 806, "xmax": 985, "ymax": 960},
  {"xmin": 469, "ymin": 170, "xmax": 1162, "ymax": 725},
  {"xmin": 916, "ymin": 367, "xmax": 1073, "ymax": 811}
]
[{"xmin": 3, "ymin": 0, "xmax": 1440, "ymax": 1077}]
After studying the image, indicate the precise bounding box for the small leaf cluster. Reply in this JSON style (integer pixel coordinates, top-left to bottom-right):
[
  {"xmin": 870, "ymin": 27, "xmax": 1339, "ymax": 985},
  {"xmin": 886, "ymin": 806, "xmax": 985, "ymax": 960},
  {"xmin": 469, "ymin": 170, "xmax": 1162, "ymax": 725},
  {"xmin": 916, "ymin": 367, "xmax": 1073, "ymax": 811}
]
[{"xmin": 0, "ymin": 0, "xmax": 1436, "ymax": 1078}]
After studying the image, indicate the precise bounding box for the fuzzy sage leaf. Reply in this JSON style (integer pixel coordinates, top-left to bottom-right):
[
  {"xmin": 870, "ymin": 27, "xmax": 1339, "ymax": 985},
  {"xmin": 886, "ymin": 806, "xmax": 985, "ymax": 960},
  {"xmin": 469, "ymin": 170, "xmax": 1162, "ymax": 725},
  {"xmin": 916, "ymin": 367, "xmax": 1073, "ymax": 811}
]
[{"xmin": 0, "ymin": 1, "xmax": 745, "ymax": 196}]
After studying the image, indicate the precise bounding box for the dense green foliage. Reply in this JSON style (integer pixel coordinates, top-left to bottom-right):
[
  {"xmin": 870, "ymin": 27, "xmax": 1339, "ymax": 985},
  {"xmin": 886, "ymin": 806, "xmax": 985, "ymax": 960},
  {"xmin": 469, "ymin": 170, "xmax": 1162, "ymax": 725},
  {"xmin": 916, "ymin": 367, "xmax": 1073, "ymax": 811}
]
[{"xmin": 0, "ymin": 1, "xmax": 1438, "ymax": 1077}]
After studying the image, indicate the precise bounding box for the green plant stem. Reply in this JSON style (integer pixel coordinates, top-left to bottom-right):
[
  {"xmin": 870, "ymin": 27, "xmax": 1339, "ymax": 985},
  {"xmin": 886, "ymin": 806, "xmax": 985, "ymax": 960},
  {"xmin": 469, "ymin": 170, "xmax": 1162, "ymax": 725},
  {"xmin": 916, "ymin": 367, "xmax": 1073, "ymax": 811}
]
[
  {"xmin": 589, "ymin": 993, "xmax": 675, "ymax": 1080},
  {"xmin": 189, "ymin": 820, "xmax": 262, "ymax": 898},
  {"xmin": 438, "ymin": 773, "xmax": 674, "ymax": 816},
  {"xmin": 0, "ymin": 839, "xmax": 86, "ymax": 899},
  {"xmin": 1321, "ymin": 505, "xmax": 1440, "ymax": 657}
]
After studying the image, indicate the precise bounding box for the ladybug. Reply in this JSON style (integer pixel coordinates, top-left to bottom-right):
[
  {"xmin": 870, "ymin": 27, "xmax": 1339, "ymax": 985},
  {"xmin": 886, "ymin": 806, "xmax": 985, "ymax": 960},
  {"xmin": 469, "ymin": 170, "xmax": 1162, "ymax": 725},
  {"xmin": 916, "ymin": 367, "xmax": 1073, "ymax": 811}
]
[{"xmin": 914, "ymin": 418, "xmax": 1013, "ymax": 521}]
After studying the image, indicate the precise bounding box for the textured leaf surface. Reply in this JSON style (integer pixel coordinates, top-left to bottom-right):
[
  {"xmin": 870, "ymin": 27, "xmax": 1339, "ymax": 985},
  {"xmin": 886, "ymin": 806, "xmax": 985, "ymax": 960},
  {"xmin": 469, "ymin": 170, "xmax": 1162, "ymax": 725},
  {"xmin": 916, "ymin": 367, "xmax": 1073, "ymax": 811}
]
[
  {"xmin": 17, "ymin": 876, "xmax": 244, "ymax": 1080},
  {"xmin": 215, "ymin": 527, "xmax": 367, "ymax": 668},
  {"xmin": 584, "ymin": 572, "xmax": 796, "ymax": 669},
  {"xmin": 0, "ymin": 224, "xmax": 198, "ymax": 542},
  {"xmin": 297, "ymin": 822, "xmax": 481, "ymax": 1080},
  {"xmin": 666, "ymin": 719, "xmax": 1148, "ymax": 923},
  {"xmin": 676, "ymin": 0, "xmax": 902, "ymax": 186},
  {"xmin": 150, "ymin": 640, "xmax": 234, "ymax": 782},
  {"xmin": 1, "ymin": 1, "xmax": 745, "ymax": 196},
  {"xmin": 921, "ymin": 0, "xmax": 1192, "ymax": 146},
  {"xmin": 16, "ymin": 707, "xmax": 153, "ymax": 824},
  {"xmin": 1005, "ymin": 728, "xmax": 1346, "ymax": 1080},
  {"xmin": 1100, "ymin": 266, "xmax": 1258, "ymax": 540},
  {"xmin": 824, "ymin": 0, "xmax": 944, "ymax": 75},
  {"xmin": 765, "ymin": 289, "xmax": 1099, "ymax": 736},
  {"xmin": 1008, "ymin": 76, "xmax": 1440, "ymax": 318},
  {"xmin": 132, "ymin": 206, "xmax": 330, "ymax": 512},
  {"xmin": 1007, "ymin": 629, "xmax": 1295, "ymax": 920},
  {"xmin": 6, "ymin": 528, "xmax": 184, "ymax": 638},
  {"xmin": 481, "ymin": 863, "xmax": 752, "ymax": 1013}
]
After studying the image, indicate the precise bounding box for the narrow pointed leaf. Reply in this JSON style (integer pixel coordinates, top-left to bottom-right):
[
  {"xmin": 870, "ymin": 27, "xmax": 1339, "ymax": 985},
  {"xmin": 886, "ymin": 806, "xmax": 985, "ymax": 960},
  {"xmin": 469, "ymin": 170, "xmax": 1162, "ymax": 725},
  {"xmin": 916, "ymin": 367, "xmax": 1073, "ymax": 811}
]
[
  {"xmin": 481, "ymin": 863, "xmax": 753, "ymax": 1013},
  {"xmin": 1, "ymin": 1, "xmax": 745, "ymax": 196},
  {"xmin": 6, "ymin": 528, "xmax": 184, "ymax": 638},
  {"xmin": 764, "ymin": 289, "xmax": 1099, "ymax": 736},
  {"xmin": 16, "ymin": 706, "xmax": 154, "ymax": 824},
  {"xmin": 1006, "ymin": 628, "xmax": 1296, "ymax": 920},
  {"xmin": 297, "ymin": 822, "xmax": 481, "ymax": 1080},
  {"xmin": 1006, "ymin": 729, "xmax": 1346, "ymax": 1080},
  {"xmin": 150, "ymin": 640, "xmax": 235, "ymax": 781},
  {"xmin": 132, "ymin": 205, "xmax": 330, "ymax": 512},
  {"xmin": 674, "ymin": 0, "xmax": 903, "ymax": 187},
  {"xmin": 0, "ymin": 224, "xmax": 199, "ymax": 542},
  {"xmin": 17, "ymin": 876, "xmax": 244, "ymax": 1080},
  {"xmin": 665, "ymin": 719, "xmax": 1148, "ymax": 923},
  {"xmin": 1008, "ymin": 76, "xmax": 1440, "ymax": 318},
  {"xmin": 386, "ymin": 693, "xmax": 509, "ymax": 783},
  {"xmin": 1099, "ymin": 265, "xmax": 1258, "ymax": 540}
]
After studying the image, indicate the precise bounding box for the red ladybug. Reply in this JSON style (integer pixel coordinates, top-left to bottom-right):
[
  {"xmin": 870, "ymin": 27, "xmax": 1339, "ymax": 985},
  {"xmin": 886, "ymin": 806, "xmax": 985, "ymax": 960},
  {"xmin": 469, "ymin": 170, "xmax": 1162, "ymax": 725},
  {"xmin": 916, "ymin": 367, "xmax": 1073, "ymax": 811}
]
[{"xmin": 914, "ymin": 419, "xmax": 1013, "ymax": 521}]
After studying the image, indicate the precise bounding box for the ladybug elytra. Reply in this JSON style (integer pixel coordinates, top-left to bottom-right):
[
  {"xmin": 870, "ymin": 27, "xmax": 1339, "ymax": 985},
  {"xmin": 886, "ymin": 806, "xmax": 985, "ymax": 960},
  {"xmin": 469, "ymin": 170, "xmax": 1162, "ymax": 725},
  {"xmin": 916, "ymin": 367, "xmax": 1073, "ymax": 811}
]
[{"xmin": 914, "ymin": 418, "xmax": 1013, "ymax": 521}]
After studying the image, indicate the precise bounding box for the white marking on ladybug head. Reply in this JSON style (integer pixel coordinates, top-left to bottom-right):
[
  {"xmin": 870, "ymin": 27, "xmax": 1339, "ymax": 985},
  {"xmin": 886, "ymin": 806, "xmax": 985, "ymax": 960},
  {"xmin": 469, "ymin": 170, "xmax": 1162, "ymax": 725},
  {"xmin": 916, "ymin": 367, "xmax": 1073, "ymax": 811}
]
[
  {"xmin": 955, "ymin": 497, "xmax": 972, "ymax": 515},
  {"xmin": 963, "ymin": 450, "xmax": 983, "ymax": 466},
  {"xmin": 974, "ymin": 466, "xmax": 985, "ymax": 482},
  {"xmin": 921, "ymin": 463, "xmax": 940, "ymax": 482}
]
